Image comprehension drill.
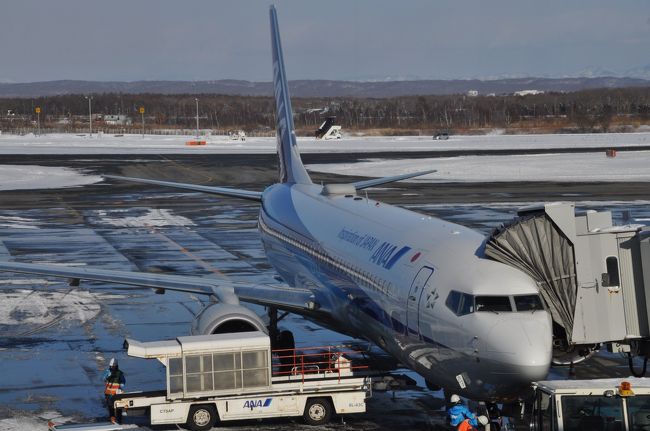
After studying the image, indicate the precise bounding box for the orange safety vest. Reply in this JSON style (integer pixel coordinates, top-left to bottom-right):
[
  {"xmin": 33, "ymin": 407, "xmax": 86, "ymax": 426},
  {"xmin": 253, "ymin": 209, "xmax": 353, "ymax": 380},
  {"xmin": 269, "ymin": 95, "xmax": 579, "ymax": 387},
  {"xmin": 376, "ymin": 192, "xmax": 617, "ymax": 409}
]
[
  {"xmin": 104, "ymin": 381, "xmax": 121, "ymax": 395},
  {"xmin": 458, "ymin": 419, "xmax": 477, "ymax": 431},
  {"xmin": 104, "ymin": 370, "xmax": 124, "ymax": 396}
]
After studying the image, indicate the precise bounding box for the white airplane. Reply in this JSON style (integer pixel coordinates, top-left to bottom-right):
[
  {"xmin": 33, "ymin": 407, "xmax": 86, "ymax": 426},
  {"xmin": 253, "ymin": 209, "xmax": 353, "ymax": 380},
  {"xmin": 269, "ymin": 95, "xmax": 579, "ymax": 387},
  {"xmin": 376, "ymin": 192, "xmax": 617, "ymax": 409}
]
[{"xmin": 0, "ymin": 6, "xmax": 552, "ymax": 402}]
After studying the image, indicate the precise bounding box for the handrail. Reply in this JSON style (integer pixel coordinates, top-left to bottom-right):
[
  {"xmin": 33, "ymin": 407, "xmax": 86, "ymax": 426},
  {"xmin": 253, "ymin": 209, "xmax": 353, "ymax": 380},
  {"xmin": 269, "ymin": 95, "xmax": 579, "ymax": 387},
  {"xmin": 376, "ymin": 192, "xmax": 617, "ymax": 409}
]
[{"xmin": 271, "ymin": 345, "xmax": 368, "ymax": 382}]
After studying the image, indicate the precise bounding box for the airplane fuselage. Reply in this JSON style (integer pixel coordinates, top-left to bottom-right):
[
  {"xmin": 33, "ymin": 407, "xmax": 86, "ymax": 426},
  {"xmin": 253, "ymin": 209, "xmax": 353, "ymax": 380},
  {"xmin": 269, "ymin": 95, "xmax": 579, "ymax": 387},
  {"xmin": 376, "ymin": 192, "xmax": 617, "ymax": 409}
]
[{"xmin": 259, "ymin": 183, "xmax": 552, "ymax": 401}]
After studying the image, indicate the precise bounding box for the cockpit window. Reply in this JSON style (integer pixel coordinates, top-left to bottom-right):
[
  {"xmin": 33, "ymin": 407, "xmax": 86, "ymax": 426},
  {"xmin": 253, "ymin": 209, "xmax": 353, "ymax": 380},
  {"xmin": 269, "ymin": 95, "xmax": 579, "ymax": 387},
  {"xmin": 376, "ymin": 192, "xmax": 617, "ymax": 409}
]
[
  {"xmin": 445, "ymin": 291, "xmax": 475, "ymax": 316},
  {"xmin": 458, "ymin": 293, "xmax": 474, "ymax": 316},
  {"xmin": 445, "ymin": 291, "xmax": 461, "ymax": 314},
  {"xmin": 514, "ymin": 294, "xmax": 544, "ymax": 311},
  {"xmin": 475, "ymin": 296, "xmax": 512, "ymax": 312}
]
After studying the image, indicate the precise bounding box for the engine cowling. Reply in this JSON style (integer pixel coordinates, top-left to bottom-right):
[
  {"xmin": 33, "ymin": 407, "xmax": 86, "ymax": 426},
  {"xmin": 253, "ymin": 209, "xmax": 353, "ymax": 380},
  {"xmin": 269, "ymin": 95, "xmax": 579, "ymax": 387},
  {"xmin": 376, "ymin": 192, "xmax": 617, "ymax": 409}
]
[{"xmin": 191, "ymin": 303, "xmax": 267, "ymax": 335}]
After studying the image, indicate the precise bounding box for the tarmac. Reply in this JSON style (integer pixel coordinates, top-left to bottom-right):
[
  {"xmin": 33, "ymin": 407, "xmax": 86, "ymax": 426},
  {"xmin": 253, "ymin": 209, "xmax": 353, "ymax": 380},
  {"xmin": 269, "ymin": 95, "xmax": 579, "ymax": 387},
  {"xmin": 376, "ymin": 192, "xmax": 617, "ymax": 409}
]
[{"xmin": 0, "ymin": 152, "xmax": 648, "ymax": 430}]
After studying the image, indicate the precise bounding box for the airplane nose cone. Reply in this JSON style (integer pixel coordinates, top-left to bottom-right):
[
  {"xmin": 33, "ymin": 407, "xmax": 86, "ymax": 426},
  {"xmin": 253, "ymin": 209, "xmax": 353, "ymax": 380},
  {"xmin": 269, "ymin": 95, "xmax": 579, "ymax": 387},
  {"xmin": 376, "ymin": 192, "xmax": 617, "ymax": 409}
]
[{"xmin": 485, "ymin": 314, "xmax": 552, "ymax": 369}]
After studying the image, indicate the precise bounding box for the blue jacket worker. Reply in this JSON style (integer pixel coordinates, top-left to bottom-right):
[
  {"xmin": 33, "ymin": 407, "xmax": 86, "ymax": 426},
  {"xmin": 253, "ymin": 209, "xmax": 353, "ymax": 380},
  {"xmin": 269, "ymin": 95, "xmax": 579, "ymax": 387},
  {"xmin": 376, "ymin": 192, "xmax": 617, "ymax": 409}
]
[{"xmin": 448, "ymin": 394, "xmax": 479, "ymax": 428}]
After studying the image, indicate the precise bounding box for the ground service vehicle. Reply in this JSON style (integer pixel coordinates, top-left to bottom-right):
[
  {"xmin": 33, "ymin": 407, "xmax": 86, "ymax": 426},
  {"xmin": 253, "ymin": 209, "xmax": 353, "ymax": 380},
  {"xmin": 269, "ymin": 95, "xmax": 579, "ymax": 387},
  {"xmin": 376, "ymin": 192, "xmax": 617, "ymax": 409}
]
[
  {"xmin": 50, "ymin": 332, "xmax": 370, "ymax": 431},
  {"xmin": 529, "ymin": 378, "xmax": 650, "ymax": 431}
]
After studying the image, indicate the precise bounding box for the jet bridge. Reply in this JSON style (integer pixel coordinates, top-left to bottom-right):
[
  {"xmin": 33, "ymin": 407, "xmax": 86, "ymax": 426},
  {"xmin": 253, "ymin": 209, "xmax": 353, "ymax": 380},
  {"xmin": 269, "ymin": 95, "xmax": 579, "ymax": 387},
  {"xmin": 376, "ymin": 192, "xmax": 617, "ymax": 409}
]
[{"xmin": 485, "ymin": 202, "xmax": 650, "ymax": 368}]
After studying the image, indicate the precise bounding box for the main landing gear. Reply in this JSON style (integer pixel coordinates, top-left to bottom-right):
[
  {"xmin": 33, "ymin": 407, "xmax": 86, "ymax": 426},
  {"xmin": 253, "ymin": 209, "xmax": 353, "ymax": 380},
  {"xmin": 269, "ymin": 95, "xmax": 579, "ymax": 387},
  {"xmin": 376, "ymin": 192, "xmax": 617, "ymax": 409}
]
[{"xmin": 268, "ymin": 307, "xmax": 296, "ymax": 372}]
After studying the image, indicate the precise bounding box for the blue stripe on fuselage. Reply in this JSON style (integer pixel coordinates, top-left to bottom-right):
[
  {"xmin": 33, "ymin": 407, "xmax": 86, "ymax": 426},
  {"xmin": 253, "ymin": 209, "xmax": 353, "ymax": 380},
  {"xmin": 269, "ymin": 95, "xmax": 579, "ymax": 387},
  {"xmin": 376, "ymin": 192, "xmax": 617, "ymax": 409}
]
[{"xmin": 385, "ymin": 246, "xmax": 411, "ymax": 269}]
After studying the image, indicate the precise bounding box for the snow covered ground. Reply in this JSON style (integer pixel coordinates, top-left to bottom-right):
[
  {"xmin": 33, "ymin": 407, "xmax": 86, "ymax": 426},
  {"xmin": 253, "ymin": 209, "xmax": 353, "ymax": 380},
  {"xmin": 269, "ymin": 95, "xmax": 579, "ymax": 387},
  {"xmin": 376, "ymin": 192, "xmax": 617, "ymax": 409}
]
[
  {"xmin": 0, "ymin": 131, "xmax": 649, "ymax": 154},
  {"xmin": 308, "ymin": 150, "xmax": 650, "ymax": 182},
  {"xmin": 0, "ymin": 165, "xmax": 102, "ymax": 191},
  {"xmin": 94, "ymin": 208, "xmax": 195, "ymax": 228},
  {"xmin": 0, "ymin": 132, "xmax": 649, "ymax": 189}
]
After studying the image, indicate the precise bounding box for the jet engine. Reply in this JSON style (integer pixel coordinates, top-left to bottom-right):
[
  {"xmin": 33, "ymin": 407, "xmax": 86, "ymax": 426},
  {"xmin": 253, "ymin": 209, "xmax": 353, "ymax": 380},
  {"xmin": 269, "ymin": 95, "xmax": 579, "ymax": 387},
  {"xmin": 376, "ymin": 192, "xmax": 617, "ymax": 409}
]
[{"xmin": 191, "ymin": 303, "xmax": 267, "ymax": 335}]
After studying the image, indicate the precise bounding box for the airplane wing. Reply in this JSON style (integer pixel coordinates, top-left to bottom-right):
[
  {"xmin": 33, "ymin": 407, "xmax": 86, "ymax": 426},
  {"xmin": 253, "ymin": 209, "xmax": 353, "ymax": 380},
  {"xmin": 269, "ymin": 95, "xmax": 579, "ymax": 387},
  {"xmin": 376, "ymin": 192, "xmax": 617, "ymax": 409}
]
[
  {"xmin": 352, "ymin": 169, "xmax": 437, "ymax": 190},
  {"xmin": 104, "ymin": 175, "xmax": 263, "ymax": 202},
  {"xmin": 0, "ymin": 261, "xmax": 316, "ymax": 314}
]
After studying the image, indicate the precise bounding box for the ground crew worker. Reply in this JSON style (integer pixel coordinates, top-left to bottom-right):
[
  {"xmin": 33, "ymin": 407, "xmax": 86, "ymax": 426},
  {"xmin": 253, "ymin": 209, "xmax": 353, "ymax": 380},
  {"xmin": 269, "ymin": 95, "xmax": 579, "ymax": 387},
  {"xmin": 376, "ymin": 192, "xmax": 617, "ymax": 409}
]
[
  {"xmin": 102, "ymin": 358, "xmax": 125, "ymax": 423},
  {"xmin": 448, "ymin": 394, "xmax": 489, "ymax": 430},
  {"xmin": 458, "ymin": 415, "xmax": 489, "ymax": 431}
]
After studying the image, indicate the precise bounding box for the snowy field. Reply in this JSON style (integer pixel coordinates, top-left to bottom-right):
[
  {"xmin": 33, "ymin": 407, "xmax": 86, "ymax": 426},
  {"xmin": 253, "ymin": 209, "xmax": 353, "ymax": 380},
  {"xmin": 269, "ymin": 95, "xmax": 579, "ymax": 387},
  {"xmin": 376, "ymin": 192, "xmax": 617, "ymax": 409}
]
[
  {"xmin": 1, "ymin": 132, "xmax": 650, "ymax": 189},
  {"xmin": 0, "ymin": 165, "xmax": 102, "ymax": 191},
  {"xmin": 0, "ymin": 131, "xmax": 649, "ymax": 154},
  {"xmin": 308, "ymin": 150, "xmax": 650, "ymax": 182}
]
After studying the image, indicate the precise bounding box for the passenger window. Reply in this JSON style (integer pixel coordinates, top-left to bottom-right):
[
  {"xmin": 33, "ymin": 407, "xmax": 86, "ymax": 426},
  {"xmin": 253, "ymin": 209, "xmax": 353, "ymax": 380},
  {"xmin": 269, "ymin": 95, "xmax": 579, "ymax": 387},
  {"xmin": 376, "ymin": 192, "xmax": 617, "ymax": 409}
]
[
  {"xmin": 475, "ymin": 296, "xmax": 512, "ymax": 312},
  {"xmin": 445, "ymin": 291, "xmax": 461, "ymax": 314},
  {"xmin": 515, "ymin": 295, "xmax": 544, "ymax": 312},
  {"xmin": 560, "ymin": 395, "xmax": 623, "ymax": 431}
]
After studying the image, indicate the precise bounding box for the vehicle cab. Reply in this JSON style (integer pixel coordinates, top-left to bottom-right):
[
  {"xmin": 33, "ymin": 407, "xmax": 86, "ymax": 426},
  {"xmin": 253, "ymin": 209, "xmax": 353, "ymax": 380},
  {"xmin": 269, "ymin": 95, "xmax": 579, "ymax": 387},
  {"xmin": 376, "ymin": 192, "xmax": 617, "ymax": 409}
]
[{"xmin": 530, "ymin": 378, "xmax": 650, "ymax": 431}]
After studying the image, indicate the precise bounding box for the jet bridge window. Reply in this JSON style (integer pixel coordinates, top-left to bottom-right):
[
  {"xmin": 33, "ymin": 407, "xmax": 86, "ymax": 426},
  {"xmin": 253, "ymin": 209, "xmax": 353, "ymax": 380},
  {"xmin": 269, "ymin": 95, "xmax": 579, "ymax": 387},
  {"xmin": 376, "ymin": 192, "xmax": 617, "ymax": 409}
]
[
  {"xmin": 445, "ymin": 291, "xmax": 475, "ymax": 316},
  {"xmin": 603, "ymin": 256, "xmax": 620, "ymax": 287},
  {"xmin": 475, "ymin": 296, "xmax": 512, "ymax": 312}
]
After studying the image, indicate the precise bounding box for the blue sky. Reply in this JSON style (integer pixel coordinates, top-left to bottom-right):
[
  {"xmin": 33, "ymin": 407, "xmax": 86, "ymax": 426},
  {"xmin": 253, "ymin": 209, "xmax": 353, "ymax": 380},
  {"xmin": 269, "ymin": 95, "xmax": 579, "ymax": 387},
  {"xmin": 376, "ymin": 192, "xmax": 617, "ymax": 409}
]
[{"xmin": 0, "ymin": 0, "xmax": 648, "ymax": 82}]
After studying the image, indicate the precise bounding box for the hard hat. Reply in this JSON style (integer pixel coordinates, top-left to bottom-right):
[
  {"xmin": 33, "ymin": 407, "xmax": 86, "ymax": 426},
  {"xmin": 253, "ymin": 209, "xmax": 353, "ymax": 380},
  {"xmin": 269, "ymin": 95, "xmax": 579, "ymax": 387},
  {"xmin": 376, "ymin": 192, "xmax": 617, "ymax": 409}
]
[
  {"xmin": 109, "ymin": 358, "xmax": 118, "ymax": 368},
  {"xmin": 477, "ymin": 415, "xmax": 489, "ymax": 426},
  {"xmin": 450, "ymin": 394, "xmax": 461, "ymax": 404}
]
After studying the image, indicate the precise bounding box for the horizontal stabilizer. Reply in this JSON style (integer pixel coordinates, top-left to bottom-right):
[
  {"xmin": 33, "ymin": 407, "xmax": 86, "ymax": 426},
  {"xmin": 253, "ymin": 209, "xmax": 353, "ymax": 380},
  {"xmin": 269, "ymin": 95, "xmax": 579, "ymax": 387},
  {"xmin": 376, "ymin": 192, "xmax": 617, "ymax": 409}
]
[
  {"xmin": 352, "ymin": 169, "xmax": 437, "ymax": 190},
  {"xmin": 104, "ymin": 175, "xmax": 262, "ymax": 201}
]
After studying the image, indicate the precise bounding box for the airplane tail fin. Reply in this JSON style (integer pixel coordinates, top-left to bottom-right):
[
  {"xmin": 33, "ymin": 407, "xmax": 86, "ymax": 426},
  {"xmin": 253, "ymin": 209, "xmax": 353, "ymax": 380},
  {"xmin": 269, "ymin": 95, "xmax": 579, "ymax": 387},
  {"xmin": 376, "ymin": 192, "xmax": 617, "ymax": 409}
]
[{"xmin": 270, "ymin": 5, "xmax": 312, "ymax": 185}]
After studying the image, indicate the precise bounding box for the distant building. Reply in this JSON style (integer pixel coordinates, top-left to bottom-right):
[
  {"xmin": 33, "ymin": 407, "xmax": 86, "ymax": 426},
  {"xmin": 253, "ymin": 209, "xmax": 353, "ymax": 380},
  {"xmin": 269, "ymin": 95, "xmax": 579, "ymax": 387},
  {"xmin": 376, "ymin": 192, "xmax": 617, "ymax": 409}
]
[
  {"xmin": 514, "ymin": 89, "xmax": 544, "ymax": 96},
  {"xmin": 467, "ymin": 90, "xmax": 479, "ymax": 97},
  {"xmin": 103, "ymin": 115, "xmax": 132, "ymax": 126}
]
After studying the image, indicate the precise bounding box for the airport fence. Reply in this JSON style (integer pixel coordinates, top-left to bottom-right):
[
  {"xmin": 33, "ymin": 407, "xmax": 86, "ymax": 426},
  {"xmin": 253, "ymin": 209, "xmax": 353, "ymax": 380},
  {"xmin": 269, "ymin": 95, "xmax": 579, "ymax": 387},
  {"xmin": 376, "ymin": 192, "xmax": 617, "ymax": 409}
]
[{"xmin": 0, "ymin": 127, "xmax": 277, "ymax": 137}]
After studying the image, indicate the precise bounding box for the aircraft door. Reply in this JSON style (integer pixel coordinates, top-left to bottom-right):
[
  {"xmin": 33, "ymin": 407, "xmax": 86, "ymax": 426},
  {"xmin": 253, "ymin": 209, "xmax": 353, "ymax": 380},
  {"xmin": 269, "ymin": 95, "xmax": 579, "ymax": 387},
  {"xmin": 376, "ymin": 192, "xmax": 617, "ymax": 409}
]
[{"xmin": 406, "ymin": 266, "xmax": 434, "ymax": 336}]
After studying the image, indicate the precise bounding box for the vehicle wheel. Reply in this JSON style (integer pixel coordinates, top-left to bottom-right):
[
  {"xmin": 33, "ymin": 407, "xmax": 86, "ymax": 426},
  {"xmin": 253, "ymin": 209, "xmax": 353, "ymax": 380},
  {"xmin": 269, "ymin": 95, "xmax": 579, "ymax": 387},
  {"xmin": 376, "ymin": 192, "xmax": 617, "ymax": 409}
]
[
  {"xmin": 186, "ymin": 404, "xmax": 217, "ymax": 431},
  {"xmin": 303, "ymin": 397, "xmax": 332, "ymax": 426}
]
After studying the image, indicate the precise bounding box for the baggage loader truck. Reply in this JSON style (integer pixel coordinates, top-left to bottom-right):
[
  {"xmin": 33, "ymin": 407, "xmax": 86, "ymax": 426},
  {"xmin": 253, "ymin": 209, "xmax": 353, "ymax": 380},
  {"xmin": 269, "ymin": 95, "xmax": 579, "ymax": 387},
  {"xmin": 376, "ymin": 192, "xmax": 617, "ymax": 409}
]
[{"xmin": 49, "ymin": 331, "xmax": 371, "ymax": 431}]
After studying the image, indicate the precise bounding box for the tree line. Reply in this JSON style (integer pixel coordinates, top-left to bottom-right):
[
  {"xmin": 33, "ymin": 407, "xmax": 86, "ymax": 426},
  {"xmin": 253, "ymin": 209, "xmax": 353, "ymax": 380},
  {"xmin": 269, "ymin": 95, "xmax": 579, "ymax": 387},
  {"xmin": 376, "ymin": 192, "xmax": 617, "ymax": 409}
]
[{"xmin": 1, "ymin": 86, "xmax": 649, "ymax": 135}]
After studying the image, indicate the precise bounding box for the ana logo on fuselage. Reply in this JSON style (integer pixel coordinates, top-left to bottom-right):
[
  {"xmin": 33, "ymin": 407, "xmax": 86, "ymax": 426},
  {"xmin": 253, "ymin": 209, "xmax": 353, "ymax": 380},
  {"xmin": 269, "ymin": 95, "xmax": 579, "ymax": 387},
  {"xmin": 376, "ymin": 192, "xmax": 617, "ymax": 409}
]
[{"xmin": 370, "ymin": 242, "xmax": 411, "ymax": 270}]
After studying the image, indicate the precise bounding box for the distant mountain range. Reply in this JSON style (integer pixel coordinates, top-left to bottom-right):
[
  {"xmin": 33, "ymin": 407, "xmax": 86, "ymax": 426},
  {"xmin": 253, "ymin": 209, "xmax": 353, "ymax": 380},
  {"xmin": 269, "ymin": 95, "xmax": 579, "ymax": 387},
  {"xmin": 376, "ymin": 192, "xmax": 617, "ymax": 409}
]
[{"xmin": 0, "ymin": 76, "xmax": 649, "ymax": 98}]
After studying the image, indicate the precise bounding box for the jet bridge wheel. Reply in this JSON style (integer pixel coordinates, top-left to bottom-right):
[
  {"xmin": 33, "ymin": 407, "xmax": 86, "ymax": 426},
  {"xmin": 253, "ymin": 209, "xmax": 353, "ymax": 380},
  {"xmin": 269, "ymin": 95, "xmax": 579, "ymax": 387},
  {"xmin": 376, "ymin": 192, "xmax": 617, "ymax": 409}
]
[
  {"xmin": 303, "ymin": 397, "xmax": 333, "ymax": 426},
  {"xmin": 186, "ymin": 404, "xmax": 217, "ymax": 431}
]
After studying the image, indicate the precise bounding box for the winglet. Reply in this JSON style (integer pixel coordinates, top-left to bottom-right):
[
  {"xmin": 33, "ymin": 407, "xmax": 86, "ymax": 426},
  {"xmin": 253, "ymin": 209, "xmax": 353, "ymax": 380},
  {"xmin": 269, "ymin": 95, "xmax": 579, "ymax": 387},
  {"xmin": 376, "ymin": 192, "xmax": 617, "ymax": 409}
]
[{"xmin": 270, "ymin": 5, "xmax": 312, "ymax": 184}]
